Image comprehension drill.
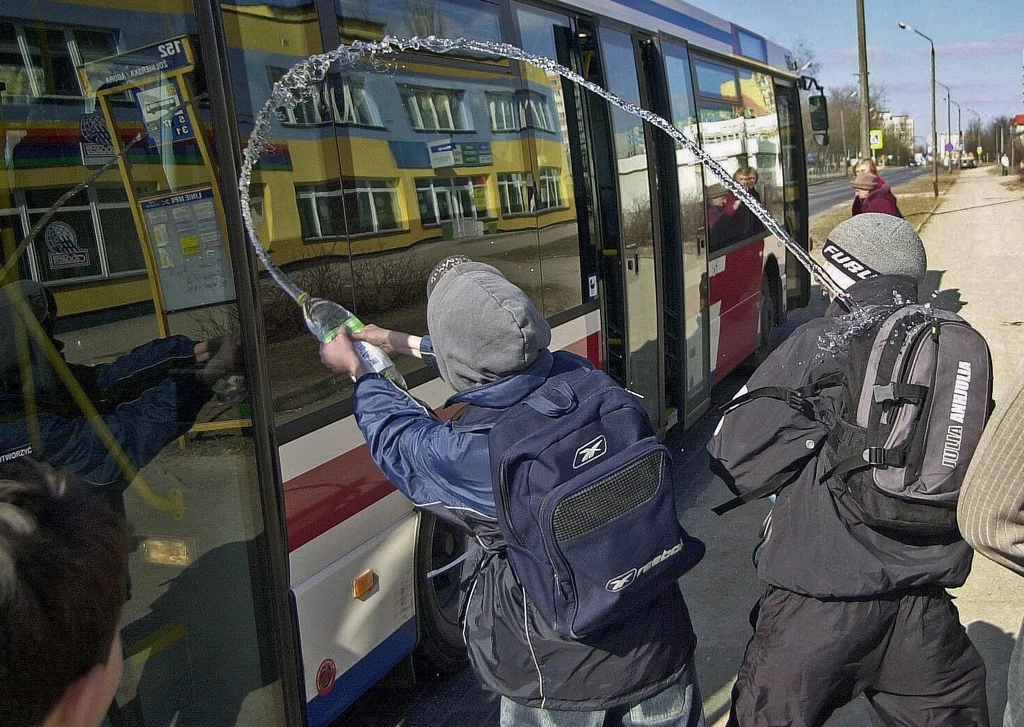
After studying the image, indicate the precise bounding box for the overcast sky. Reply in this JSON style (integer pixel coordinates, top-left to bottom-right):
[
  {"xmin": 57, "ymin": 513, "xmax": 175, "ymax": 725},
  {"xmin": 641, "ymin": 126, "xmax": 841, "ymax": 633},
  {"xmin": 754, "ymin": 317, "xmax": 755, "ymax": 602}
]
[{"xmin": 687, "ymin": 0, "xmax": 1024, "ymax": 138}]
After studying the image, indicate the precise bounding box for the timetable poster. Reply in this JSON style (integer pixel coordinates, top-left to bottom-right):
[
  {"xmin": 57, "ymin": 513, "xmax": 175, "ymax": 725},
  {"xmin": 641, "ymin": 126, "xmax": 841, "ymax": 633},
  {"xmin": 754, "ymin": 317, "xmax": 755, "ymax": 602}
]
[{"xmin": 141, "ymin": 187, "xmax": 236, "ymax": 312}]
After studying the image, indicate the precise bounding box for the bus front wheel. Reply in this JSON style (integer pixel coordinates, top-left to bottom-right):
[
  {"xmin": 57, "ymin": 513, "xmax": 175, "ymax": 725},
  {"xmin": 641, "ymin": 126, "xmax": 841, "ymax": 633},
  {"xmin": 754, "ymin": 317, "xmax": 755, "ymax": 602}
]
[{"xmin": 414, "ymin": 512, "xmax": 471, "ymax": 677}]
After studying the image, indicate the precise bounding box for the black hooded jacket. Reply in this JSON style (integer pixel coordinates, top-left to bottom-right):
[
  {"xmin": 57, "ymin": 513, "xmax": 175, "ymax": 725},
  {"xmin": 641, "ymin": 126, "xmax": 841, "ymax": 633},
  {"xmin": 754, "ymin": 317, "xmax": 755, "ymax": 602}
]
[{"xmin": 708, "ymin": 276, "xmax": 973, "ymax": 598}]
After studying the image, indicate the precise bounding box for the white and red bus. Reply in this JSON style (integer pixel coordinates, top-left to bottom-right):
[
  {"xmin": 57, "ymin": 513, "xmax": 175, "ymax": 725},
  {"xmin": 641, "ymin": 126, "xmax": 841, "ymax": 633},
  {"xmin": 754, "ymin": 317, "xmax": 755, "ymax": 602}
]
[
  {"xmin": 1, "ymin": 0, "xmax": 816, "ymax": 725},
  {"xmin": 253, "ymin": 1, "xmax": 815, "ymax": 724}
]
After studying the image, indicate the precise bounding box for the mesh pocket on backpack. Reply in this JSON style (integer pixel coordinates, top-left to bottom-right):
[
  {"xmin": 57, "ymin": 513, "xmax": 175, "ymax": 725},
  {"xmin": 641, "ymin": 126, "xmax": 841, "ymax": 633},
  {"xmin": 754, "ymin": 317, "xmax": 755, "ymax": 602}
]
[{"xmin": 551, "ymin": 450, "xmax": 663, "ymax": 542}]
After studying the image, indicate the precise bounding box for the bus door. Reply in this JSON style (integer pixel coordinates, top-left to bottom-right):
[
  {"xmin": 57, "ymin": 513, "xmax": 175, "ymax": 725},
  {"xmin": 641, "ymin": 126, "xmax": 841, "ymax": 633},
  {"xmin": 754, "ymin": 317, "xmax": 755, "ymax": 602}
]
[
  {"xmin": 637, "ymin": 36, "xmax": 711, "ymax": 429},
  {"xmin": 581, "ymin": 23, "xmax": 666, "ymax": 431},
  {"xmin": 774, "ymin": 79, "xmax": 812, "ymax": 311},
  {"xmin": 660, "ymin": 40, "xmax": 711, "ymax": 426}
]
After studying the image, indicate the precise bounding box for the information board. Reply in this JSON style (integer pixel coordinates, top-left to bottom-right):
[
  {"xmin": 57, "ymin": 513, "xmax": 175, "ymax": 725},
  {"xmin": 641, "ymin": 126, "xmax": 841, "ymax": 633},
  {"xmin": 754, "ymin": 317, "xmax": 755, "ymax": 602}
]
[
  {"xmin": 134, "ymin": 77, "xmax": 195, "ymax": 147},
  {"xmin": 140, "ymin": 188, "xmax": 235, "ymax": 312}
]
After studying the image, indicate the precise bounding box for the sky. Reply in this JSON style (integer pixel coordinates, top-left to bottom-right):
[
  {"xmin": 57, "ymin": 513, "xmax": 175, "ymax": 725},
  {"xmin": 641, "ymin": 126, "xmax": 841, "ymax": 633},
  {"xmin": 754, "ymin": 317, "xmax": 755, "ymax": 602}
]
[{"xmin": 686, "ymin": 0, "xmax": 1024, "ymax": 141}]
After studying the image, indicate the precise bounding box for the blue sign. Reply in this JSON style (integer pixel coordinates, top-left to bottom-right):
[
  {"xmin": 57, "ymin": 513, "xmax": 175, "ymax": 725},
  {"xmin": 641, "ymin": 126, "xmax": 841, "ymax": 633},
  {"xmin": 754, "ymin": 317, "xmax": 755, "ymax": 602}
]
[
  {"xmin": 81, "ymin": 37, "xmax": 193, "ymax": 95},
  {"xmin": 134, "ymin": 78, "xmax": 194, "ymax": 147},
  {"xmin": 944, "ymin": 142, "xmax": 954, "ymax": 152}
]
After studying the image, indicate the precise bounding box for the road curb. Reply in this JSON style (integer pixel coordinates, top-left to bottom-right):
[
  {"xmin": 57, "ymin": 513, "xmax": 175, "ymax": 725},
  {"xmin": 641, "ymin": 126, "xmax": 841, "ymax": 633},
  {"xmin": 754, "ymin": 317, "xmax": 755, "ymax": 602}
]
[{"xmin": 914, "ymin": 175, "xmax": 957, "ymax": 233}]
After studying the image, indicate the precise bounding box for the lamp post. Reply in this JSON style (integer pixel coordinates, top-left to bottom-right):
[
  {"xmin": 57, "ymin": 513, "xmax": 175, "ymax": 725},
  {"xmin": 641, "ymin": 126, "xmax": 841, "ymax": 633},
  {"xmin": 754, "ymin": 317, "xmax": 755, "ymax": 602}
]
[
  {"xmin": 898, "ymin": 21, "xmax": 938, "ymax": 197},
  {"xmin": 937, "ymin": 81, "xmax": 952, "ymax": 172},
  {"xmin": 949, "ymin": 99, "xmax": 961, "ymax": 164}
]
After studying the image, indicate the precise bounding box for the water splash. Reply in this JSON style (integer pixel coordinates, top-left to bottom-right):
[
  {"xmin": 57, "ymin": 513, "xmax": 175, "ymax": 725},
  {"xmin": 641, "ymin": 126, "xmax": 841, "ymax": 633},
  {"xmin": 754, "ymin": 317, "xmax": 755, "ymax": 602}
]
[{"xmin": 237, "ymin": 35, "xmax": 851, "ymax": 310}]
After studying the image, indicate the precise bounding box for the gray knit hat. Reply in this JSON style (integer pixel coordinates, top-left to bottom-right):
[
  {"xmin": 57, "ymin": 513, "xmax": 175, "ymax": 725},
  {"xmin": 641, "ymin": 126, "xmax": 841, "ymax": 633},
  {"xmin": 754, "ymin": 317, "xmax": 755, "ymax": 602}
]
[
  {"xmin": 426, "ymin": 257, "xmax": 551, "ymax": 392},
  {"xmin": 822, "ymin": 213, "xmax": 927, "ymax": 288}
]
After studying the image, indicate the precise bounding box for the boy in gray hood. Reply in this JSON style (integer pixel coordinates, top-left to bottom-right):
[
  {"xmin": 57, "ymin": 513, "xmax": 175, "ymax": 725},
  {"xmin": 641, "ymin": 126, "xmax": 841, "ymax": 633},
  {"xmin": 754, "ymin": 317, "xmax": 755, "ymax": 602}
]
[{"xmin": 321, "ymin": 256, "xmax": 704, "ymax": 727}]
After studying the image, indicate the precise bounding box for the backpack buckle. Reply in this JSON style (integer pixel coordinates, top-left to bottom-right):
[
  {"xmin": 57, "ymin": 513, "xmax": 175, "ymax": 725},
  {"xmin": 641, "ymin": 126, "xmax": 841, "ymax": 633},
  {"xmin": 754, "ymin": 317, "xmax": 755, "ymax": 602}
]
[
  {"xmin": 873, "ymin": 384, "xmax": 896, "ymax": 403},
  {"xmin": 862, "ymin": 447, "xmax": 886, "ymax": 465}
]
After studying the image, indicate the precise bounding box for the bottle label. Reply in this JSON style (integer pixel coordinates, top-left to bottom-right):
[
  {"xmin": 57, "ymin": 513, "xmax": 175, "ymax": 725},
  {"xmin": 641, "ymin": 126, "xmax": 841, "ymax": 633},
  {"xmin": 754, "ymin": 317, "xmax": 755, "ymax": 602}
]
[{"xmin": 355, "ymin": 342, "xmax": 389, "ymax": 372}]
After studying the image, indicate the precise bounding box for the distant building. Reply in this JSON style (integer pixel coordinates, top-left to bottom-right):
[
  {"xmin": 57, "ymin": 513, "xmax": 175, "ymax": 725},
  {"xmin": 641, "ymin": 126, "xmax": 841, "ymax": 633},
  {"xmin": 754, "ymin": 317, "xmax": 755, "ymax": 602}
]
[{"xmin": 881, "ymin": 112, "xmax": 915, "ymax": 152}]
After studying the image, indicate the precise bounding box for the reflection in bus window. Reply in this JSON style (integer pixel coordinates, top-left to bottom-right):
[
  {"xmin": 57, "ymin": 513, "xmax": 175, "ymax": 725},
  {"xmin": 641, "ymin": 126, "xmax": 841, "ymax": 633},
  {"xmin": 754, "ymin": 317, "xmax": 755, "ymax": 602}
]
[
  {"xmin": 1, "ymin": 4, "xmax": 292, "ymax": 725},
  {"xmin": 336, "ymin": 0, "xmax": 503, "ymax": 49}
]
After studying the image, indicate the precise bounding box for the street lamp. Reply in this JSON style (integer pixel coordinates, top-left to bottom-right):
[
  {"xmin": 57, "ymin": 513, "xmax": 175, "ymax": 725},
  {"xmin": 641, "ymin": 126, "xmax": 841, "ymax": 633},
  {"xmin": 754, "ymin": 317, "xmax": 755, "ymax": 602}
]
[
  {"xmin": 936, "ymin": 82, "xmax": 953, "ymax": 172},
  {"xmin": 949, "ymin": 99, "xmax": 961, "ymax": 163},
  {"xmin": 898, "ymin": 21, "xmax": 938, "ymax": 197}
]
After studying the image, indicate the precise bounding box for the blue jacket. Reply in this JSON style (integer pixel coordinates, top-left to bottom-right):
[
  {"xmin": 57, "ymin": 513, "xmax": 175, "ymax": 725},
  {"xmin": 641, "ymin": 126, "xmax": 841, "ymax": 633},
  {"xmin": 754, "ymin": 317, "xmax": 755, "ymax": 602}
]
[
  {"xmin": 0, "ymin": 335, "xmax": 209, "ymax": 489},
  {"xmin": 352, "ymin": 345, "xmax": 696, "ymax": 710}
]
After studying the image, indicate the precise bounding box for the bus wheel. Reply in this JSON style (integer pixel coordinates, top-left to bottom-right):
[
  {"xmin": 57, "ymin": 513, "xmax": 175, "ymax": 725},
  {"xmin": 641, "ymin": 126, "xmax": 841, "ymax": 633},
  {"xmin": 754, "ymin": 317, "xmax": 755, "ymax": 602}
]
[
  {"xmin": 751, "ymin": 275, "xmax": 779, "ymax": 366},
  {"xmin": 414, "ymin": 512, "xmax": 470, "ymax": 677}
]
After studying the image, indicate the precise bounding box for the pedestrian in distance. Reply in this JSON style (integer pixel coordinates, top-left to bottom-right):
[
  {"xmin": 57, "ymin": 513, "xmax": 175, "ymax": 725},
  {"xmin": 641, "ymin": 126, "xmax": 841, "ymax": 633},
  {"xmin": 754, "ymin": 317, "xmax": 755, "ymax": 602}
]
[
  {"xmin": 851, "ymin": 171, "xmax": 902, "ymax": 217},
  {"xmin": 1001, "ymin": 153, "xmax": 1010, "ymax": 176},
  {"xmin": 320, "ymin": 256, "xmax": 706, "ymax": 727},
  {"xmin": 0, "ymin": 457, "xmax": 128, "ymax": 727},
  {"xmin": 709, "ymin": 213, "xmax": 991, "ymax": 727},
  {"xmin": 958, "ymin": 358, "xmax": 1024, "ymax": 727}
]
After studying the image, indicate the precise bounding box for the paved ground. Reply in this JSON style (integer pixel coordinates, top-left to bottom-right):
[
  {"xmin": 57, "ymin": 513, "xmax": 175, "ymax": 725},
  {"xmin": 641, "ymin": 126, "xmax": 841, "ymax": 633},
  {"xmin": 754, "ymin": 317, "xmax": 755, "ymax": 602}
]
[
  {"xmin": 333, "ymin": 166, "xmax": 1024, "ymax": 727},
  {"xmin": 808, "ymin": 166, "xmax": 926, "ymax": 216}
]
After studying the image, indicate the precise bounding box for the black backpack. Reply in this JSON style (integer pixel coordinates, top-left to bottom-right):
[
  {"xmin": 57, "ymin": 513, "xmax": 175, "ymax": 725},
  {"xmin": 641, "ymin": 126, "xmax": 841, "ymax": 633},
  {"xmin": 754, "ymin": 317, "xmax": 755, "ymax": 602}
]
[{"xmin": 717, "ymin": 305, "xmax": 993, "ymax": 538}]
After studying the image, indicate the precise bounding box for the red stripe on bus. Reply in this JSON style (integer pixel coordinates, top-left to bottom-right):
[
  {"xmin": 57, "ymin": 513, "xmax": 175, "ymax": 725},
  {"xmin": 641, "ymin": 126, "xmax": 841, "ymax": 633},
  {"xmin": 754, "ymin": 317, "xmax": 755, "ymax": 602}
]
[{"xmin": 284, "ymin": 334, "xmax": 598, "ymax": 552}]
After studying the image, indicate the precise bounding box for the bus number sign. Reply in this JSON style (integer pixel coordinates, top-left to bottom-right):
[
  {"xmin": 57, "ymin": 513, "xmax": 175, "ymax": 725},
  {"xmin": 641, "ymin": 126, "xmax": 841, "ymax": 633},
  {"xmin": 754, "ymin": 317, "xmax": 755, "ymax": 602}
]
[{"xmin": 80, "ymin": 36, "xmax": 194, "ymax": 95}]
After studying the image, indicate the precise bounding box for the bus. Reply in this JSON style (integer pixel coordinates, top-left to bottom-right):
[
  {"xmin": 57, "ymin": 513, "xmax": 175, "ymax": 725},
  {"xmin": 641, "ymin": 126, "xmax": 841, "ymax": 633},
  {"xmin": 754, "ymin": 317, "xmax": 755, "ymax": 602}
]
[{"xmin": 0, "ymin": 0, "xmax": 816, "ymax": 725}]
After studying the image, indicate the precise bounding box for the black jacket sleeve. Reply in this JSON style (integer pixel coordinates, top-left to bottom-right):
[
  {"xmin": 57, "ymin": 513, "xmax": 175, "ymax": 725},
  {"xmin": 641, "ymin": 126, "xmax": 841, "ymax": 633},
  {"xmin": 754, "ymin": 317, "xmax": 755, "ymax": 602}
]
[{"xmin": 707, "ymin": 321, "xmax": 843, "ymax": 497}]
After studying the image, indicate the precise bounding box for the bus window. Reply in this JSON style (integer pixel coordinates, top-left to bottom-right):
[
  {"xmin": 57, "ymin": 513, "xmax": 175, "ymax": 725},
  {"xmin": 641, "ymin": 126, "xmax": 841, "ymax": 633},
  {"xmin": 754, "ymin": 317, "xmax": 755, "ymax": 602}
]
[
  {"xmin": 737, "ymin": 68, "xmax": 785, "ymax": 225},
  {"xmin": 2, "ymin": 4, "xmax": 290, "ymax": 725},
  {"xmin": 513, "ymin": 3, "xmax": 594, "ymax": 316}
]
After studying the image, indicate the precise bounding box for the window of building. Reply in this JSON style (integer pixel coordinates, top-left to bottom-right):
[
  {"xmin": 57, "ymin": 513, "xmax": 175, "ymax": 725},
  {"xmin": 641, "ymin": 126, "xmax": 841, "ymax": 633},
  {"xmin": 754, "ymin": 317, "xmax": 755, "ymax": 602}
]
[
  {"xmin": 268, "ymin": 71, "xmax": 381, "ymax": 127},
  {"xmin": 537, "ymin": 167, "xmax": 562, "ymax": 210},
  {"xmin": 487, "ymin": 92, "xmax": 518, "ymax": 132},
  {"xmin": 336, "ymin": 0, "xmax": 504, "ymax": 55},
  {"xmin": 295, "ymin": 179, "xmax": 401, "ymax": 240},
  {"xmin": 498, "ymin": 172, "xmax": 533, "ymax": 215},
  {"xmin": 400, "ymin": 86, "xmax": 472, "ymax": 132},
  {"xmin": 416, "ymin": 177, "xmax": 488, "ymax": 225},
  {"xmin": 0, "ymin": 21, "xmax": 118, "ymax": 99},
  {"xmin": 522, "ymin": 91, "xmax": 554, "ymax": 132},
  {"xmin": 342, "ymin": 179, "xmax": 402, "ymax": 235},
  {"xmin": 3, "ymin": 185, "xmax": 146, "ymax": 285}
]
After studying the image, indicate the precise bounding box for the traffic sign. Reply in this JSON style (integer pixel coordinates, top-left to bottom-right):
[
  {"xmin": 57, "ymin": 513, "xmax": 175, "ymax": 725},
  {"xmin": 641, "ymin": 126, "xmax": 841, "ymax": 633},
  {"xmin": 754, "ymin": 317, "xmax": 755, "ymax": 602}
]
[
  {"xmin": 944, "ymin": 142, "xmax": 954, "ymax": 152},
  {"xmin": 869, "ymin": 129, "xmax": 883, "ymax": 150},
  {"xmin": 977, "ymin": 146, "xmax": 983, "ymax": 156}
]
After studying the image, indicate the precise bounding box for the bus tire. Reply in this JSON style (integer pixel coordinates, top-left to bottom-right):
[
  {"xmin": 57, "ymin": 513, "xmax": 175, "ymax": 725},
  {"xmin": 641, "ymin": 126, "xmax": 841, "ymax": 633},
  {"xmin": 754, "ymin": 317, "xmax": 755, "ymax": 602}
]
[
  {"xmin": 749, "ymin": 273, "xmax": 779, "ymax": 367},
  {"xmin": 413, "ymin": 512, "xmax": 470, "ymax": 677}
]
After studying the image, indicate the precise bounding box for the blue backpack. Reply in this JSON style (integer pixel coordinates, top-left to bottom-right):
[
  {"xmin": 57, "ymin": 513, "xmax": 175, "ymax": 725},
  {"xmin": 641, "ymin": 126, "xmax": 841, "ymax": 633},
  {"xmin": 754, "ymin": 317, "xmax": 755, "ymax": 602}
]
[{"xmin": 486, "ymin": 365, "xmax": 704, "ymax": 639}]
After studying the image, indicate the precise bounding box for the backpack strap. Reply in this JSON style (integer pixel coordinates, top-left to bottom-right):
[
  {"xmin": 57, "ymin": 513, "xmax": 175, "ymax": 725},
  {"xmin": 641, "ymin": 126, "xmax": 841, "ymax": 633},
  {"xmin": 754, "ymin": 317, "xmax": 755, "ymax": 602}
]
[
  {"xmin": 721, "ymin": 372, "xmax": 844, "ymax": 417},
  {"xmin": 524, "ymin": 381, "xmax": 578, "ymax": 417},
  {"xmin": 821, "ymin": 446, "xmax": 907, "ymax": 481},
  {"xmin": 713, "ymin": 455, "xmax": 816, "ymax": 516},
  {"xmin": 872, "ymin": 382, "xmax": 928, "ymax": 406}
]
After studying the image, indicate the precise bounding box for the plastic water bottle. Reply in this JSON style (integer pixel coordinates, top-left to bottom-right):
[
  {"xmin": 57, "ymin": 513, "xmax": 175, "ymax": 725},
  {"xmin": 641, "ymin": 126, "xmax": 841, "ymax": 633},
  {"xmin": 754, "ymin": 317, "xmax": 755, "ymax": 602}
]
[{"xmin": 302, "ymin": 296, "xmax": 407, "ymax": 389}]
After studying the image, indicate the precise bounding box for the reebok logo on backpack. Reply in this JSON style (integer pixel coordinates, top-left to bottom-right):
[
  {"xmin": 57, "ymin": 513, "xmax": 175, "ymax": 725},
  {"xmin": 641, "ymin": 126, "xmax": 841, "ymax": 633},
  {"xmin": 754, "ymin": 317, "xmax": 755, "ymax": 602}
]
[{"xmin": 486, "ymin": 365, "xmax": 704, "ymax": 639}]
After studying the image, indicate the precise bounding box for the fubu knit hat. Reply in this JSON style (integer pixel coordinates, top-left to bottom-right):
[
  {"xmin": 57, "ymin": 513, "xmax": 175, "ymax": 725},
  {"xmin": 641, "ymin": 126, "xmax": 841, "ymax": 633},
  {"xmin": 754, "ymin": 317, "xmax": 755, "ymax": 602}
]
[
  {"xmin": 426, "ymin": 256, "xmax": 551, "ymax": 392},
  {"xmin": 822, "ymin": 213, "xmax": 928, "ymax": 289}
]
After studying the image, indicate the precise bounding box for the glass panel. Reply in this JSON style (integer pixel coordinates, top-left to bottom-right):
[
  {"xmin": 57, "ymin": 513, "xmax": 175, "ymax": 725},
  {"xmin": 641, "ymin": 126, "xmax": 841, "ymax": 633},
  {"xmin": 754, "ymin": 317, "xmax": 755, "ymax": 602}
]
[
  {"xmin": 1, "ymin": 5, "xmax": 287, "ymax": 726},
  {"xmin": 664, "ymin": 42, "xmax": 709, "ymax": 416},
  {"xmin": 694, "ymin": 58, "xmax": 738, "ymax": 102},
  {"xmin": 775, "ymin": 81, "xmax": 810, "ymax": 307},
  {"xmin": 601, "ymin": 27, "xmax": 660, "ymax": 426},
  {"xmin": 738, "ymin": 68, "xmax": 784, "ymax": 226},
  {"xmin": 513, "ymin": 2, "xmax": 588, "ymax": 317},
  {"xmin": 736, "ymin": 29, "xmax": 767, "ymax": 63},
  {"xmin": 337, "ymin": 0, "xmax": 503, "ymax": 58}
]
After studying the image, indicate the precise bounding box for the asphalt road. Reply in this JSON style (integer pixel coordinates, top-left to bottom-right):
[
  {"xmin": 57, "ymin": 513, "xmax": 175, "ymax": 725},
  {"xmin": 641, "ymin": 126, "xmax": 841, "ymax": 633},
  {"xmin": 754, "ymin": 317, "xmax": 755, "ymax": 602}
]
[{"xmin": 808, "ymin": 166, "xmax": 927, "ymax": 216}]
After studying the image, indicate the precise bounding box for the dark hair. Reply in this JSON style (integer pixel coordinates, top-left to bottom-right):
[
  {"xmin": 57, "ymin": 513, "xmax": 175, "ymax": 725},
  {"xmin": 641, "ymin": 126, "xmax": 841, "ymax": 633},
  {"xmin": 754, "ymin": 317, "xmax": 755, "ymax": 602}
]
[{"xmin": 0, "ymin": 458, "xmax": 127, "ymax": 727}]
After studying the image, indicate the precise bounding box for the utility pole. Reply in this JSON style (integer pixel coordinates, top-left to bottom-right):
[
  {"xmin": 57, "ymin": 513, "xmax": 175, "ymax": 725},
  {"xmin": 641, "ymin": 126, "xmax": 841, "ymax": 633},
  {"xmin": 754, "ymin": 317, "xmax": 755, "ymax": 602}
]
[
  {"xmin": 898, "ymin": 21, "xmax": 938, "ymax": 196},
  {"xmin": 856, "ymin": 0, "xmax": 870, "ymax": 159},
  {"xmin": 938, "ymin": 82, "xmax": 952, "ymax": 172}
]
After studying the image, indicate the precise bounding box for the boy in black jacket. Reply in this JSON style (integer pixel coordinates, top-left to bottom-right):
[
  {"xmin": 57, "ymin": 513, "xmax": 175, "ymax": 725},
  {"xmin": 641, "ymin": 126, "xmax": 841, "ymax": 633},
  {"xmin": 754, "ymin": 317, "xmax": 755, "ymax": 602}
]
[{"xmin": 709, "ymin": 213, "xmax": 988, "ymax": 727}]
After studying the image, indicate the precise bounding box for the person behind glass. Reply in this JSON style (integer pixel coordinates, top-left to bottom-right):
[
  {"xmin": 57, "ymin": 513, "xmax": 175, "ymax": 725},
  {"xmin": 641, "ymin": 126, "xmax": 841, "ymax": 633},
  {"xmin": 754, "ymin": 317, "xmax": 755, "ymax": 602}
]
[
  {"xmin": 706, "ymin": 183, "xmax": 742, "ymax": 251},
  {"xmin": 0, "ymin": 280, "xmax": 239, "ymax": 511},
  {"xmin": 851, "ymin": 171, "xmax": 901, "ymax": 217},
  {"xmin": 726, "ymin": 166, "xmax": 767, "ymax": 239},
  {"xmin": 0, "ymin": 457, "xmax": 128, "ymax": 727},
  {"xmin": 320, "ymin": 256, "xmax": 705, "ymax": 727}
]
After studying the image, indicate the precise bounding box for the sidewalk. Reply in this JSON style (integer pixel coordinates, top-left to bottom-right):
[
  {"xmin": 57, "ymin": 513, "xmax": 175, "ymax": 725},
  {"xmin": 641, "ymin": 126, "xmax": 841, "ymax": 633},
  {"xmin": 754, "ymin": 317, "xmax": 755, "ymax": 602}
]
[{"xmin": 920, "ymin": 167, "xmax": 1024, "ymax": 727}]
